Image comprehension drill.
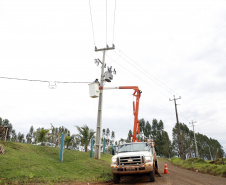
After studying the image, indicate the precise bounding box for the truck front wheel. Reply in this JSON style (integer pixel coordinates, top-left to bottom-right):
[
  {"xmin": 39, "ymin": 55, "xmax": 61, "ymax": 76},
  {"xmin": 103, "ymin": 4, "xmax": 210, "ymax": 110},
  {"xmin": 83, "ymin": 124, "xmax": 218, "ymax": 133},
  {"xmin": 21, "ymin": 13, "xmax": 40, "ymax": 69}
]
[
  {"xmin": 155, "ymin": 161, "xmax": 158, "ymax": 174},
  {"xmin": 149, "ymin": 170, "xmax": 155, "ymax": 182},
  {"xmin": 113, "ymin": 174, "xmax": 120, "ymax": 184}
]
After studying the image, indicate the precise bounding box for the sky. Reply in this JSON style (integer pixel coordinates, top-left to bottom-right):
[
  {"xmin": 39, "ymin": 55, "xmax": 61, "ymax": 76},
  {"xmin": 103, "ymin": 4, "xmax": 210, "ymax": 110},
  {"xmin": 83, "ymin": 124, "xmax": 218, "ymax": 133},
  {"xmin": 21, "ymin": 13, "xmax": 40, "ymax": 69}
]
[{"xmin": 0, "ymin": 0, "xmax": 226, "ymax": 153}]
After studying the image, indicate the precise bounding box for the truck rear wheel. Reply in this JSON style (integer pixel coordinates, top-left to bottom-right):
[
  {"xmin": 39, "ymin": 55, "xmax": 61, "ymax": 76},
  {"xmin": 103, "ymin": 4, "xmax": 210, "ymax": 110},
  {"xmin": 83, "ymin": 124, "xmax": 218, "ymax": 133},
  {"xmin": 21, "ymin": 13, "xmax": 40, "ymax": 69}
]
[
  {"xmin": 149, "ymin": 170, "xmax": 155, "ymax": 182},
  {"xmin": 113, "ymin": 174, "xmax": 120, "ymax": 184}
]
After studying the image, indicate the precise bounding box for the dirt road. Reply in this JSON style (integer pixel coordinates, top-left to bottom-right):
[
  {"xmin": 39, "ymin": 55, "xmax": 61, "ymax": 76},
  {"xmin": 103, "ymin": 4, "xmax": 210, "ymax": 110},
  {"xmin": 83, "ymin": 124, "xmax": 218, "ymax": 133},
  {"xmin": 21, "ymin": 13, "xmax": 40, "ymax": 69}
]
[
  {"xmin": 115, "ymin": 160, "xmax": 226, "ymax": 185},
  {"xmin": 66, "ymin": 160, "xmax": 226, "ymax": 185}
]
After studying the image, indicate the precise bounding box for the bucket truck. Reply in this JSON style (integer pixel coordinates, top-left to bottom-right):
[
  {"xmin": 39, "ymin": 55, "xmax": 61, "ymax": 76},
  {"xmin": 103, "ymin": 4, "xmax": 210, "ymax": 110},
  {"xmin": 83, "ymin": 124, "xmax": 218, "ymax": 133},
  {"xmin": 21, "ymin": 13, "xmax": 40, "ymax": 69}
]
[{"xmin": 89, "ymin": 83, "xmax": 158, "ymax": 183}]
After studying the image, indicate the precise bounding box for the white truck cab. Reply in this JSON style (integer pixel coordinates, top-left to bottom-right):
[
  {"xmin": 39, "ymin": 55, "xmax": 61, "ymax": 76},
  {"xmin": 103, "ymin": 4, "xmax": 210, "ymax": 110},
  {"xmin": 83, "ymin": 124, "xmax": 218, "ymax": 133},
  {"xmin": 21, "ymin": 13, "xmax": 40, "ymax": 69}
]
[{"xmin": 111, "ymin": 141, "xmax": 158, "ymax": 184}]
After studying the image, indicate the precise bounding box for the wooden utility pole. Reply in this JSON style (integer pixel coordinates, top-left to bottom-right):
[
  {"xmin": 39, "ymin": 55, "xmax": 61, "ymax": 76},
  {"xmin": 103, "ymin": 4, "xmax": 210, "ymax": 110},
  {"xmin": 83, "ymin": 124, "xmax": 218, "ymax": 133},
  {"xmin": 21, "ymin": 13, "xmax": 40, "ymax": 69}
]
[
  {"xmin": 169, "ymin": 95, "xmax": 185, "ymax": 160},
  {"xmin": 94, "ymin": 44, "xmax": 115, "ymax": 159},
  {"xmin": 189, "ymin": 121, "xmax": 199, "ymax": 158}
]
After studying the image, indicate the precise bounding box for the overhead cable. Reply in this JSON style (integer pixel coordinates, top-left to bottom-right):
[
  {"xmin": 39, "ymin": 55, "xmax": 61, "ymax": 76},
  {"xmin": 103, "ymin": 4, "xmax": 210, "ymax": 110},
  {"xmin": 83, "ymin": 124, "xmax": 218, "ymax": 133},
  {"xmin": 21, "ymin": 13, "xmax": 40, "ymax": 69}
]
[
  {"xmin": 116, "ymin": 49, "xmax": 179, "ymax": 96},
  {"xmin": 106, "ymin": 54, "xmax": 169, "ymax": 98},
  {"xmin": 89, "ymin": 0, "xmax": 96, "ymax": 46},
  {"xmin": 114, "ymin": 49, "xmax": 193, "ymax": 122},
  {"xmin": 112, "ymin": 0, "xmax": 117, "ymax": 44},
  {"xmin": 0, "ymin": 77, "xmax": 91, "ymax": 84}
]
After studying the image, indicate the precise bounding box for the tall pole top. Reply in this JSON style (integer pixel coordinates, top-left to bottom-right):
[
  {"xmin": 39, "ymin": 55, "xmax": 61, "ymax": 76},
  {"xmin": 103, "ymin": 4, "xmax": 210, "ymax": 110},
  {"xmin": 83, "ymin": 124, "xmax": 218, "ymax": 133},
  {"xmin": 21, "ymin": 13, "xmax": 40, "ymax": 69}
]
[
  {"xmin": 169, "ymin": 95, "xmax": 181, "ymax": 101},
  {"xmin": 189, "ymin": 120, "xmax": 197, "ymax": 126},
  {"xmin": 95, "ymin": 44, "xmax": 115, "ymax": 52}
]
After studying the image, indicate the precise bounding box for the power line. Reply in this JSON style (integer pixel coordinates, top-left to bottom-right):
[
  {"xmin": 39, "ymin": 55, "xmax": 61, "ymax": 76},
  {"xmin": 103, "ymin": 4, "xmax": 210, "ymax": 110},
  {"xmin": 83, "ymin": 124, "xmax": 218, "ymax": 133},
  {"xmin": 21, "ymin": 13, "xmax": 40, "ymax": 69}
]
[
  {"xmin": 112, "ymin": 0, "xmax": 117, "ymax": 44},
  {"xmin": 181, "ymin": 100, "xmax": 193, "ymax": 119},
  {"xmin": 106, "ymin": 54, "xmax": 169, "ymax": 98},
  {"xmin": 89, "ymin": 0, "xmax": 96, "ymax": 46},
  {"xmin": 114, "ymin": 48, "xmax": 194, "ymax": 122},
  {"xmin": 115, "ymin": 49, "xmax": 178, "ymax": 96},
  {"xmin": 114, "ymin": 50, "xmax": 177, "ymax": 98},
  {"xmin": 0, "ymin": 77, "xmax": 91, "ymax": 84}
]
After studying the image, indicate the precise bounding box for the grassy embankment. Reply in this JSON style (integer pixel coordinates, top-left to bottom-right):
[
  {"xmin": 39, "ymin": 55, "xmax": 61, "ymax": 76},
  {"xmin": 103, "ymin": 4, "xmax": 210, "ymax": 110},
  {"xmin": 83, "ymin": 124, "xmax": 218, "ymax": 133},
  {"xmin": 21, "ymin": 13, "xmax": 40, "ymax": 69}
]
[
  {"xmin": 171, "ymin": 157, "xmax": 226, "ymax": 177},
  {"xmin": 0, "ymin": 141, "xmax": 113, "ymax": 184}
]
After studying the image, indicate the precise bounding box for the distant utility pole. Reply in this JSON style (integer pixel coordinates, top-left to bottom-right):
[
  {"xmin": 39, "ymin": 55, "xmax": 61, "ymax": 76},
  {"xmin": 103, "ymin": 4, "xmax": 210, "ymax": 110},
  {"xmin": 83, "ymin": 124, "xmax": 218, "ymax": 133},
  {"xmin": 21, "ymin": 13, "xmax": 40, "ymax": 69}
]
[
  {"xmin": 169, "ymin": 95, "xmax": 185, "ymax": 160},
  {"xmin": 189, "ymin": 121, "xmax": 199, "ymax": 158},
  {"xmin": 208, "ymin": 146, "xmax": 213, "ymax": 160},
  {"xmin": 94, "ymin": 44, "xmax": 115, "ymax": 159}
]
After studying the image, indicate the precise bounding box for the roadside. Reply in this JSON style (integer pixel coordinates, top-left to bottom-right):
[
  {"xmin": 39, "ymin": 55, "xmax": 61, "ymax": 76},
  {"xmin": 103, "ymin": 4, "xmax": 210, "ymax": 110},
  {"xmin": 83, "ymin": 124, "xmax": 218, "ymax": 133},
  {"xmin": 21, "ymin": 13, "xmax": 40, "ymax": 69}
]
[{"xmin": 66, "ymin": 160, "xmax": 226, "ymax": 185}]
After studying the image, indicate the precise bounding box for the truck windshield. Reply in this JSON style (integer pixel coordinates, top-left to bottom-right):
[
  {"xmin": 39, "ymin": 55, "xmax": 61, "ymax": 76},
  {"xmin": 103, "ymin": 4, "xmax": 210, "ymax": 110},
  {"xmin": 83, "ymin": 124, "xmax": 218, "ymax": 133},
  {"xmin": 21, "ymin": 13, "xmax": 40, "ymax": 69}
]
[{"xmin": 118, "ymin": 143, "xmax": 150, "ymax": 153}]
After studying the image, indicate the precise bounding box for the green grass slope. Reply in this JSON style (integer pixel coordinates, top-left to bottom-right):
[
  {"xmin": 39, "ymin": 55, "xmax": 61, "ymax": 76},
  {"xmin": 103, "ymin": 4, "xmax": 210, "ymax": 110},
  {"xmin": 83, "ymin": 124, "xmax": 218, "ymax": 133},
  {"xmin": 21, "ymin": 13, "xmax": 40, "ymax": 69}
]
[
  {"xmin": 171, "ymin": 157, "xmax": 226, "ymax": 177},
  {"xmin": 0, "ymin": 141, "xmax": 113, "ymax": 184}
]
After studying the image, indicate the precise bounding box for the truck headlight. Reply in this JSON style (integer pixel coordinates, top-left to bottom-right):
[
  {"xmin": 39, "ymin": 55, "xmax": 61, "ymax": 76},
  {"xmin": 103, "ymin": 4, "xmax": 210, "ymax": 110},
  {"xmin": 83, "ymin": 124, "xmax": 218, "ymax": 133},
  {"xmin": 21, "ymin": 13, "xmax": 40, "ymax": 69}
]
[
  {"xmin": 145, "ymin": 156, "xmax": 152, "ymax": 163},
  {"xmin": 111, "ymin": 158, "xmax": 117, "ymax": 164}
]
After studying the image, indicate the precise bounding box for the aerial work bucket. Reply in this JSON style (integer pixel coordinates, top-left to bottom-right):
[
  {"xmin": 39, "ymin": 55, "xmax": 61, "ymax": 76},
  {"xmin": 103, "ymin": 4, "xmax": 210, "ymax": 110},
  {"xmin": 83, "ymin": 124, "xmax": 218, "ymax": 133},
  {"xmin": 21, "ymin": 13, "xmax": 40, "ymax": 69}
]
[{"xmin": 89, "ymin": 82, "xmax": 99, "ymax": 98}]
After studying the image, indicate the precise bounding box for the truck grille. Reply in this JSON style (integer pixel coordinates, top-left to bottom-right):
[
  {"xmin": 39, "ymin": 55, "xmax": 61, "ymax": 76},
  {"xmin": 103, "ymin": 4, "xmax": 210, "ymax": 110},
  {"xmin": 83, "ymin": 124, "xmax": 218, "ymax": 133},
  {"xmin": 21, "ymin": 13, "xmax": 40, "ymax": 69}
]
[{"xmin": 117, "ymin": 156, "xmax": 144, "ymax": 166}]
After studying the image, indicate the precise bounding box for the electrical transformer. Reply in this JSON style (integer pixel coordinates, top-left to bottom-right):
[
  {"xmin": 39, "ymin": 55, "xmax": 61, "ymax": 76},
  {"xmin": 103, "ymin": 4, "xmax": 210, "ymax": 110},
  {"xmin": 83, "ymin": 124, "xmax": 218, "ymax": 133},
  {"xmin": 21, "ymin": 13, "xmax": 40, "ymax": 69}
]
[{"xmin": 104, "ymin": 71, "xmax": 113, "ymax": 82}]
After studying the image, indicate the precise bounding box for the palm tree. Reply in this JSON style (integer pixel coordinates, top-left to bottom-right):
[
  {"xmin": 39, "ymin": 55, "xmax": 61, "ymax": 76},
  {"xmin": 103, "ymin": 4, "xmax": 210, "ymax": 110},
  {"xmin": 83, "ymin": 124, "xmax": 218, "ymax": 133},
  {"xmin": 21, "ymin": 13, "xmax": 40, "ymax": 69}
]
[
  {"xmin": 65, "ymin": 134, "xmax": 74, "ymax": 149},
  {"xmin": 75, "ymin": 125, "xmax": 95, "ymax": 152},
  {"xmin": 38, "ymin": 128, "xmax": 49, "ymax": 143}
]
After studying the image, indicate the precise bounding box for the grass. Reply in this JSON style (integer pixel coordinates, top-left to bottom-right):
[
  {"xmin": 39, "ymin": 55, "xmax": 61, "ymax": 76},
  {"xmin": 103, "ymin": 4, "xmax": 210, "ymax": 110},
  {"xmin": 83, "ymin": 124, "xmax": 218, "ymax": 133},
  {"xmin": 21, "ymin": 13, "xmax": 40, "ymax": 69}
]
[
  {"xmin": 157, "ymin": 157, "xmax": 171, "ymax": 162},
  {"xmin": 171, "ymin": 157, "xmax": 226, "ymax": 177},
  {"xmin": 0, "ymin": 141, "xmax": 113, "ymax": 184}
]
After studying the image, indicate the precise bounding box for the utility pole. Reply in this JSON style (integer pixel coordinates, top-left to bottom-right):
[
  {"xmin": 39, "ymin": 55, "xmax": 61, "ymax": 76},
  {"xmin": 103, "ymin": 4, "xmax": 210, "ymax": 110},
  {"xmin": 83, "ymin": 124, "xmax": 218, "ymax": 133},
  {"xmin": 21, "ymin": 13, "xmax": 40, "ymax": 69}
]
[
  {"xmin": 189, "ymin": 121, "xmax": 199, "ymax": 158},
  {"xmin": 169, "ymin": 95, "xmax": 185, "ymax": 160},
  {"xmin": 94, "ymin": 44, "xmax": 115, "ymax": 159},
  {"xmin": 208, "ymin": 146, "xmax": 213, "ymax": 160}
]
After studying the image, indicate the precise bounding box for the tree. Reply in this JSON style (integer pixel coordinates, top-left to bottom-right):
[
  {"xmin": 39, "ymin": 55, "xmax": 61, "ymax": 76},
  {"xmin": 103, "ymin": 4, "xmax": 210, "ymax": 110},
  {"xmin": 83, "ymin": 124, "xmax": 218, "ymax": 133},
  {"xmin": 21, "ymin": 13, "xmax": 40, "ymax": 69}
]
[
  {"xmin": 172, "ymin": 123, "xmax": 192, "ymax": 158},
  {"xmin": 119, "ymin": 138, "xmax": 125, "ymax": 145},
  {"xmin": 37, "ymin": 128, "xmax": 49, "ymax": 143},
  {"xmin": 0, "ymin": 118, "xmax": 13, "ymax": 141},
  {"xmin": 106, "ymin": 128, "xmax": 110, "ymax": 139},
  {"xmin": 102, "ymin": 129, "xmax": 106, "ymax": 139},
  {"xmin": 11, "ymin": 129, "xmax": 17, "ymax": 142},
  {"xmin": 151, "ymin": 119, "xmax": 158, "ymax": 139},
  {"xmin": 144, "ymin": 121, "xmax": 151, "ymax": 138},
  {"xmin": 26, "ymin": 133, "xmax": 32, "ymax": 144},
  {"xmin": 126, "ymin": 130, "xmax": 132, "ymax": 143},
  {"xmin": 65, "ymin": 134, "xmax": 74, "ymax": 149},
  {"xmin": 158, "ymin": 120, "xmax": 164, "ymax": 131},
  {"xmin": 18, "ymin": 132, "xmax": 24, "ymax": 143},
  {"xmin": 171, "ymin": 123, "xmax": 224, "ymax": 159},
  {"xmin": 75, "ymin": 125, "xmax": 95, "ymax": 152},
  {"xmin": 111, "ymin": 131, "xmax": 115, "ymax": 143},
  {"xmin": 29, "ymin": 125, "xmax": 34, "ymax": 143},
  {"xmin": 139, "ymin": 118, "xmax": 145, "ymax": 133}
]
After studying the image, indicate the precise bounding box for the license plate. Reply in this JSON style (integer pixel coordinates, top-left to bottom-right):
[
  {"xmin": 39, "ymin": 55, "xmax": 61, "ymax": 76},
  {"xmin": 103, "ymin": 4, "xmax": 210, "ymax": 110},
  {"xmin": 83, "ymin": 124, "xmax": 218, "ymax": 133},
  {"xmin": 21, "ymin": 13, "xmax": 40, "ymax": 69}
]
[{"xmin": 127, "ymin": 168, "xmax": 136, "ymax": 171}]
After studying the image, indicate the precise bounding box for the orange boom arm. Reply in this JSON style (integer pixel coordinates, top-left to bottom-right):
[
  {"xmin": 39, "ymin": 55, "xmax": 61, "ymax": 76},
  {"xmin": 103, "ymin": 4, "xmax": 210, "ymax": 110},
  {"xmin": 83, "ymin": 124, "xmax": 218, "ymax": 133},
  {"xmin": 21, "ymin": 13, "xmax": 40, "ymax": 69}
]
[
  {"xmin": 119, "ymin": 86, "xmax": 141, "ymax": 142},
  {"xmin": 101, "ymin": 86, "xmax": 142, "ymax": 142}
]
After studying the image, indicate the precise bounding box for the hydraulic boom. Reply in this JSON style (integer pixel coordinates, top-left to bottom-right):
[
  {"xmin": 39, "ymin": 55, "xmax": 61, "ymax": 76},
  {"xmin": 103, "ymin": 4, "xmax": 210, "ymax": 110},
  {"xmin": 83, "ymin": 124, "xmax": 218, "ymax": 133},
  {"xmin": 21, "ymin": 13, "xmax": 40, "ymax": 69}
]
[{"xmin": 101, "ymin": 86, "xmax": 142, "ymax": 142}]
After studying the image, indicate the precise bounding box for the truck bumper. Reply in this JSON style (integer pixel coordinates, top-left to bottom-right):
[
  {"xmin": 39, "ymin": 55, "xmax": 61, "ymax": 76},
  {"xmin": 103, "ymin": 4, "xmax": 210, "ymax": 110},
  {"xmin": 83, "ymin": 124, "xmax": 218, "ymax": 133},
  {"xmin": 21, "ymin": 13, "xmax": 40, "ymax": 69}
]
[{"xmin": 111, "ymin": 163, "xmax": 154, "ymax": 175}]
